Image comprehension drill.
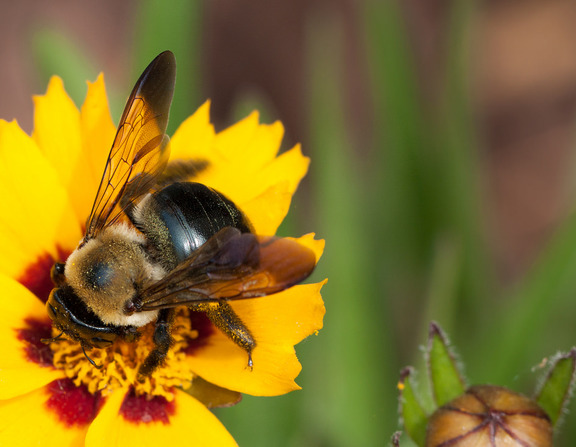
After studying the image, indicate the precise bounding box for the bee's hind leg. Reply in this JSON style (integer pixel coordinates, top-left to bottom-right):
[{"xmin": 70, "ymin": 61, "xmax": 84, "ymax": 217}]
[
  {"xmin": 137, "ymin": 308, "xmax": 175, "ymax": 379},
  {"xmin": 201, "ymin": 301, "xmax": 255, "ymax": 368}
]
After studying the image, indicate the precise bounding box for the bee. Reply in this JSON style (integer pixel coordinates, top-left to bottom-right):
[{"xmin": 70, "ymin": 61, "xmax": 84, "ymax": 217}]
[{"xmin": 45, "ymin": 51, "xmax": 316, "ymax": 378}]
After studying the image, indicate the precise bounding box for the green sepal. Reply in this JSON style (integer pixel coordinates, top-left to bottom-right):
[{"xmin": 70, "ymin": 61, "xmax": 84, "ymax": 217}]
[
  {"xmin": 427, "ymin": 322, "xmax": 465, "ymax": 406},
  {"xmin": 535, "ymin": 348, "xmax": 576, "ymax": 426},
  {"xmin": 399, "ymin": 368, "xmax": 427, "ymax": 447}
]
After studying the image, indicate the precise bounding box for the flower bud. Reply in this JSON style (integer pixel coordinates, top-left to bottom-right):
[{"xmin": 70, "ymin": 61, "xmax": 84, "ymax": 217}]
[{"xmin": 426, "ymin": 385, "xmax": 552, "ymax": 447}]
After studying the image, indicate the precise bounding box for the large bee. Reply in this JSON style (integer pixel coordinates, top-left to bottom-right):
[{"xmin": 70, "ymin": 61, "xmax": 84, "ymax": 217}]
[{"xmin": 45, "ymin": 51, "xmax": 316, "ymax": 377}]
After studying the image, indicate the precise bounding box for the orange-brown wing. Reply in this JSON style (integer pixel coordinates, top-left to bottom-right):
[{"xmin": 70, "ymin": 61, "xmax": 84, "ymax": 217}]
[
  {"xmin": 139, "ymin": 227, "xmax": 316, "ymax": 310},
  {"xmin": 84, "ymin": 51, "xmax": 176, "ymax": 241}
]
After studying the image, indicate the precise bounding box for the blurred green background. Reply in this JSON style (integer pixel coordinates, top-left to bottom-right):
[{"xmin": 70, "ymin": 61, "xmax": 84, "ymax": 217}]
[{"xmin": 4, "ymin": 0, "xmax": 576, "ymax": 445}]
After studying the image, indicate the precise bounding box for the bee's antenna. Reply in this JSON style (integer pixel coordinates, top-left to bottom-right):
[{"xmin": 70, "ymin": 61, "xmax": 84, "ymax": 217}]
[
  {"xmin": 41, "ymin": 331, "xmax": 64, "ymax": 345},
  {"xmin": 82, "ymin": 346, "xmax": 102, "ymax": 369}
]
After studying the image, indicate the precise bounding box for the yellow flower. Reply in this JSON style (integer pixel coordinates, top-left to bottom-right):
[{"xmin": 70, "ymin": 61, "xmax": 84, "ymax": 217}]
[{"xmin": 0, "ymin": 74, "xmax": 325, "ymax": 445}]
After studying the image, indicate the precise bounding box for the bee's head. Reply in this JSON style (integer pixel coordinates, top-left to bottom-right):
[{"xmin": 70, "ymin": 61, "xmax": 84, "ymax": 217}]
[{"xmin": 49, "ymin": 226, "xmax": 162, "ymax": 336}]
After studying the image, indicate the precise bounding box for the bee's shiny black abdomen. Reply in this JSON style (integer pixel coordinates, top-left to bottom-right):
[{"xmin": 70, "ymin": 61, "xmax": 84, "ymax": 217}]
[{"xmin": 133, "ymin": 182, "xmax": 252, "ymax": 270}]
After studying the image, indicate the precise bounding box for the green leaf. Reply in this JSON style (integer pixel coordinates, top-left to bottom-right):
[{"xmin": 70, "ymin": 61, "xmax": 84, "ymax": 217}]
[
  {"xmin": 399, "ymin": 368, "xmax": 427, "ymax": 447},
  {"xmin": 428, "ymin": 322, "xmax": 465, "ymax": 406},
  {"xmin": 536, "ymin": 348, "xmax": 576, "ymax": 426}
]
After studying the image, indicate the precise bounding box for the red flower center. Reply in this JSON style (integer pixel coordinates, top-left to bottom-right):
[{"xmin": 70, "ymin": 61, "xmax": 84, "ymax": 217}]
[
  {"xmin": 184, "ymin": 311, "xmax": 215, "ymax": 355},
  {"xmin": 45, "ymin": 379, "xmax": 103, "ymax": 427},
  {"xmin": 120, "ymin": 388, "xmax": 176, "ymax": 424},
  {"xmin": 16, "ymin": 318, "xmax": 54, "ymax": 367},
  {"xmin": 19, "ymin": 249, "xmax": 68, "ymax": 303}
]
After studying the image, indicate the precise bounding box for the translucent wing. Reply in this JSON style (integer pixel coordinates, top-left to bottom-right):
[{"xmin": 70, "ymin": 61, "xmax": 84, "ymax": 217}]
[
  {"xmin": 84, "ymin": 51, "xmax": 176, "ymax": 241},
  {"xmin": 139, "ymin": 227, "xmax": 316, "ymax": 310}
]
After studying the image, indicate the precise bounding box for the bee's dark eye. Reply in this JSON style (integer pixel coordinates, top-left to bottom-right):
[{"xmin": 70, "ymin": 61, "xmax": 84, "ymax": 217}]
[
  {"xmin": 51, "ymin": 263, "xmax": 66, "ymax": 286},
  {"xmin": 85, "ymin": 262, "xmax": 113, "ymax": 290}
]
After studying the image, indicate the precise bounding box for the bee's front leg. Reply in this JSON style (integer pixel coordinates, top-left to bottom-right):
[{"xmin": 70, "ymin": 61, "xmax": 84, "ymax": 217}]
[{"xmin": 138, "ymin": 308, "xmax": 175, "ymax": 379}]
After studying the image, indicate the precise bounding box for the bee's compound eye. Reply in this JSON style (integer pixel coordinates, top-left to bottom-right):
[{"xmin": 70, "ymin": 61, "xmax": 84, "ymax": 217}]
[
  {"xmin": 51, "ymin": 263, "xmax": 66, "ymax": 286},
  {"xmin": 46, "ymin": 288, "xmax": 65, "ymax": 321},
  {"xmin": 46, "ymin": 301, "xmax": 58, "ymax": 319}
]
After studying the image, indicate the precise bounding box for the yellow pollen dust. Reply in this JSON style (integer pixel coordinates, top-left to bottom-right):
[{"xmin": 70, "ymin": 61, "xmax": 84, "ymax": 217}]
[{"xmin": 50, "ymin": 309, "xmax": 198, "ymax": 401}]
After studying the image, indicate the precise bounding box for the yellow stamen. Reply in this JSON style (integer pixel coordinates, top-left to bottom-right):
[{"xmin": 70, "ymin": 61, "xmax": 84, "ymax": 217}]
[{"xmin": 50, "ymin": 309, "xmax": 198, "ymax": 401}]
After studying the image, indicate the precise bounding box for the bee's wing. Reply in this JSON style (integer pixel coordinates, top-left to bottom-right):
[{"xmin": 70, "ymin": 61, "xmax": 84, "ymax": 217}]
[
  {"xmin": 84, "ymin": 51, "xmax": 176, "ymax": 241},
  {"xmin": 139, "ymin": 227, "xmax": 317, "ymax": 310}
]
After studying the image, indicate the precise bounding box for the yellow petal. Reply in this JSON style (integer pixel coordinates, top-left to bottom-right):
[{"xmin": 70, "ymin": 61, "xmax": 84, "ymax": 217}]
[
  {"xmin": 213, "ymin": 111, "xmax": 261, "ymax": 162},
  {"xmin": 189, "ymin": 280, "xmax": 326, "ymax": 396},
  {"xmin": 86, "ymin": 388, "xmax": 237, "ymax": 447},
  {"xmin": 0, "ymin": 382, "xmax": 92, "ymax": 446},
  {"xmin": 239, "ymin": 182, "xmax": 292, "ymax": 235},
  {"xmin": 233, "ymin": 281, "xmax": 326, "ymax": 348},
  {"xmin": 170, "ymin": 101, "xmax": 216, "ymax": 161},
  {"xmin": 0, "ymin": 274, "xmax": 63, "ymax": 399},
  {"xmin": 33, "ymin": 76, "xmax": 82, "ymax": 188},
  {"xmin": 214, "ymin": 113, "xmax": 284, "ymax": 170},
  {"xmin": 289, "ymin": 233, "xmax": 325, "ymax": 263},
  {"xmin": 0, "ymin": 120, "xmax": 80, "ymax": 279},
  {"xmin": 33, "ymin": 75, "xmax": 114, "ymax": 226},
  {"xmin": 77, "ymin": 74, "xmax": 116, "ymax": 220},
  {"xmin": 192, "ymin": 143, "xmax": 309, "ymax": 208},
  {"xmin": 256, "ymin": 143, "xmax": 310, "ymax": 196}
]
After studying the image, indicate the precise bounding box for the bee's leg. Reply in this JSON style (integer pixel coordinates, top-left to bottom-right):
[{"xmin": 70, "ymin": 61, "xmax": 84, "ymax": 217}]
[
  {"xmin": 202, "ymin": 301, "xmax": 256, "ymax": 368},
  {"xmin": 138, "ymin": 308, "xmax": 175, "ymax": 378}
]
